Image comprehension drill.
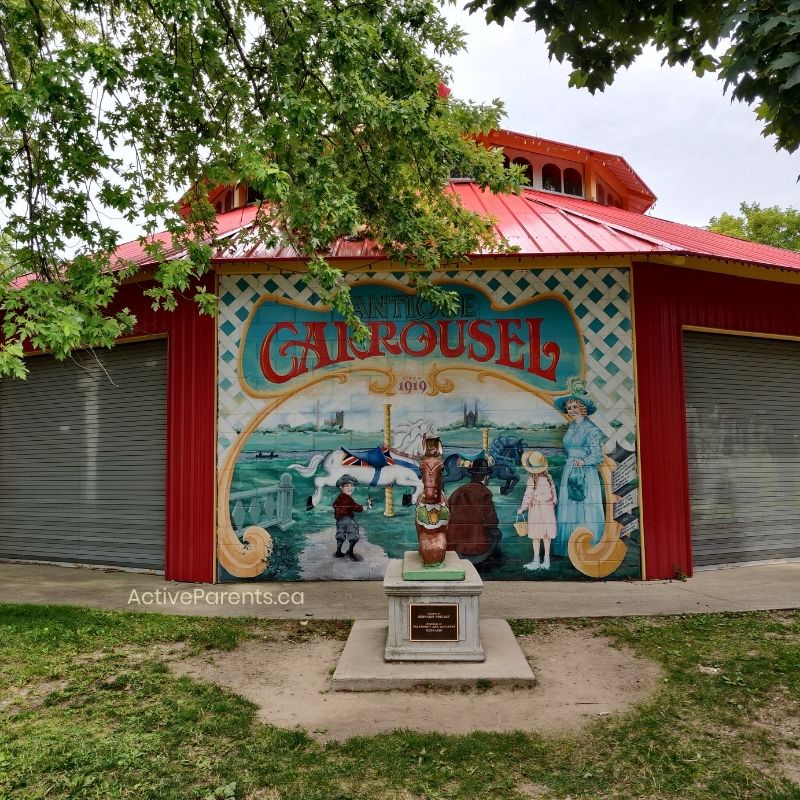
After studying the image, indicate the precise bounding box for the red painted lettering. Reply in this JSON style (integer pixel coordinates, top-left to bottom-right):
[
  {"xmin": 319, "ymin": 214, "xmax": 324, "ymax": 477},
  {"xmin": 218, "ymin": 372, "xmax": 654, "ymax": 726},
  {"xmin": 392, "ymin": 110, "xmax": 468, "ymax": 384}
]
[
  {"xmin": 259, "ymin": 314, "xmax": 564, "ymax": 385},
  {"xmin": 437, "ymin": 319, "xmax": 467, "ymax": 358},
  {"xmin": 293, "ymin": 322, "xmax": 336, "ymax": 370},
  {"xmin": 467, "ymin": 319, "xmax": 495, "ymax": 362},
  {"xmin": 374, "ymin": 321, "xmax": 402, "ymax": 356},
  {"xmin": 259, "ymin": 322, "xmax": 303, "ymax": 384},
  {"xmin": 496, "ymin": 318, "xmax": 525, "ymax": 370},
  {"xmin": 400, "ymin": 321, "xmax": 437, "ymax": 357},
  {"xmin": 332, "ymin": 321, "xmax": 355, "ymax": 365},
  {"xmin": 349, "ymin": 321, "xmax": 401, "ymax": 359},
  {"xmin": 526, "ymin": 318, "xmax": 560, "ymax": 381}
]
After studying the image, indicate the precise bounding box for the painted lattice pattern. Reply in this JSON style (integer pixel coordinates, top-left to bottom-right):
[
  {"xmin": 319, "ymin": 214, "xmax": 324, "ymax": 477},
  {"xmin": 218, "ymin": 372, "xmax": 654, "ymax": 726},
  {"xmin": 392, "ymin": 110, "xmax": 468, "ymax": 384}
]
[{"xmin": 217, "ymin": 268, "xmax": 636, "ymax": 457}]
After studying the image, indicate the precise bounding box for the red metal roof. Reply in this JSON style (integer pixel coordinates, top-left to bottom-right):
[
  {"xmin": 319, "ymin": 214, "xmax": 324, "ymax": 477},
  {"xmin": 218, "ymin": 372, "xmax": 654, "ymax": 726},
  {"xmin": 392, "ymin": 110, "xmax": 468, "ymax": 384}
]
[
  {"xmin": 111, "ymin": 181, "xmax": 800, "ymax": 273},
  {"xmin": 451, "ymin": 182, "xmax": 671, "ymax": 256},
  {"xmin": 111, "ymin": 205, "xmax": 260, "ymax": 268},
  {"xmin": 528, "ymin": 190, "xmax": 800, "ymax": 271}
]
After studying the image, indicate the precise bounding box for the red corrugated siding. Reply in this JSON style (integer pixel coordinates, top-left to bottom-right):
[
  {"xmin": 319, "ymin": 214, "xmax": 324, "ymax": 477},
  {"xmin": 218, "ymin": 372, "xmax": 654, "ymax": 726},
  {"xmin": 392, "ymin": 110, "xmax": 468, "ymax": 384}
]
[
  {"xmin": 632, "ymin": 263, "xmax": 800, "ymax": 579},
  {"xmin": 112, "ymin": 277, "xmax": 215, "ymax": 583}
]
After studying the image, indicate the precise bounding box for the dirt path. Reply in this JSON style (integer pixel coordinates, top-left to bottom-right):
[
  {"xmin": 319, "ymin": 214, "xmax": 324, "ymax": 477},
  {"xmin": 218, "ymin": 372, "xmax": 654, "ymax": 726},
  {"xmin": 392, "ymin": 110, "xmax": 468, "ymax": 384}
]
[
  {"xmin": 171, "ymin": 625, "xmax": 661, "ymax": 742},
  {"xmin": 298, "ymin": 526, "xmax": 389, "ymax": 580}
]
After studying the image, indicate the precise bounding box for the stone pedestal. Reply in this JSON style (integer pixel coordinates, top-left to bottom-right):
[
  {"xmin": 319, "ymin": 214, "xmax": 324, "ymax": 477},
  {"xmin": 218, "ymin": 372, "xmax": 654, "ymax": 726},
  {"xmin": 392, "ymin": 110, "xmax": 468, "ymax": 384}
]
[{"xmin": 384, "ymin": 551, "xmax": 484, "ymax": 662}]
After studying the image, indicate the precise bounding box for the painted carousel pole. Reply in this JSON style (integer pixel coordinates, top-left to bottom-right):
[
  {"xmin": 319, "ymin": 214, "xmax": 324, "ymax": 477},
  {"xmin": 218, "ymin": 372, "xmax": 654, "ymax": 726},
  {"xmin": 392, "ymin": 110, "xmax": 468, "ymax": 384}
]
[
  {"xmin": 482, "ymin": 427, "xmax": 489, "ymax": 454},
  {"xmin": 384, "ymin": 403, "xmax": 394, "ymax": 517}
]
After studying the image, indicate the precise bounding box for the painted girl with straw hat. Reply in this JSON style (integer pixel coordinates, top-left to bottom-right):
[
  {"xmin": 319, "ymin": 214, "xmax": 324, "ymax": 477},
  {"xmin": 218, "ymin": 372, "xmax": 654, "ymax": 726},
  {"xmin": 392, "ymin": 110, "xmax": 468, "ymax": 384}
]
[{"xmin": 517, "ymin": 450, "xmax": 558, "ymax": 570}]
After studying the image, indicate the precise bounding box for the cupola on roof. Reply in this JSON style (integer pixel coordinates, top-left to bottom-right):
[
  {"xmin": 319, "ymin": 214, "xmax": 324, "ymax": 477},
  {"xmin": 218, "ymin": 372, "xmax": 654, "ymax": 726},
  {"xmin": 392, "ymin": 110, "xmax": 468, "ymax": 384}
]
[{"xmin": 479, "ymin": 129, "xmax": 657, "ymax": 214}]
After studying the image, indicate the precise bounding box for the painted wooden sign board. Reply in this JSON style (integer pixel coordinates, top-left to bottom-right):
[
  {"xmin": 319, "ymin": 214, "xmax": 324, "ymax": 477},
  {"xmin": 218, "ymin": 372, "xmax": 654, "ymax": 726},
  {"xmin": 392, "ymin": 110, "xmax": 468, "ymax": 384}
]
[{"xmin": 215, "ymin": 268, "xmax": 641, "ymax": 583}]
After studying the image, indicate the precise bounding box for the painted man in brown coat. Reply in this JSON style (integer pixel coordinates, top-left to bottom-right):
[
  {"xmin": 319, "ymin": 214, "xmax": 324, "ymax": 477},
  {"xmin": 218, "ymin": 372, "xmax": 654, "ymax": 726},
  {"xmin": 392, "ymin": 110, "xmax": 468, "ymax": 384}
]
[{"xmin": 446, "ymin": 458, "xmax": 502, "ymax": 565}]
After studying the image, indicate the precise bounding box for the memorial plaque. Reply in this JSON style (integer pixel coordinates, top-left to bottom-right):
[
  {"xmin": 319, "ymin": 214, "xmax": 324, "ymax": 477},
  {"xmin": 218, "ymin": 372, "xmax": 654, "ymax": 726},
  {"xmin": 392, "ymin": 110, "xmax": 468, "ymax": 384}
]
[{"xmin": 409, "ymin": 603, "xmax": 459, "ymax": 641}]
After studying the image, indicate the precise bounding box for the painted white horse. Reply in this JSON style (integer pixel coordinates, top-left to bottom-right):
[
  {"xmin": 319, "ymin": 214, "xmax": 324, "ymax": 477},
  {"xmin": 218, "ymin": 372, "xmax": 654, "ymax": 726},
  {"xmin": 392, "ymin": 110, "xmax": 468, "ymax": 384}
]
[
  {"xmin": 392, "ymin": 418, "xmax": 436, "ymax": 455},
  {"xmin": 289, "ymin": 420, "xmax": 437, "ymax": 507}
]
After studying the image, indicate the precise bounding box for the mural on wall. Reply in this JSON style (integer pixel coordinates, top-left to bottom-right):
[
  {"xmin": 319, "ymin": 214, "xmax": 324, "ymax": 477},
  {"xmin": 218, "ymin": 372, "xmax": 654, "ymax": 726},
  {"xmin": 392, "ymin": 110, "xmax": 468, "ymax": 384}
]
[{"xmin": 216, "ymin": 268, "xmax": 641, "ymax": 581}]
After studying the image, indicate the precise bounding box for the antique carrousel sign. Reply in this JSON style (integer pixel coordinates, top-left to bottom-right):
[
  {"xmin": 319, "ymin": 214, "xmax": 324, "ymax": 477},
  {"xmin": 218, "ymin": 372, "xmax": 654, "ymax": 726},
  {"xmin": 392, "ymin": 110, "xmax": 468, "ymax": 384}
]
[{"xmin": 216, "ymin": 268, "xmax": 640, "ymax": 581}]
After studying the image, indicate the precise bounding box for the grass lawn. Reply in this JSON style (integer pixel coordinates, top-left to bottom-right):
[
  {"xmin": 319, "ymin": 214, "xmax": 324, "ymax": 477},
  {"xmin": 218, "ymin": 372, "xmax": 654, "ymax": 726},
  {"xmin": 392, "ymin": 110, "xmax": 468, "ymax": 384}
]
[{"xmin": 0, "ymin": 605, "xmax": 798, "ymax": 799}]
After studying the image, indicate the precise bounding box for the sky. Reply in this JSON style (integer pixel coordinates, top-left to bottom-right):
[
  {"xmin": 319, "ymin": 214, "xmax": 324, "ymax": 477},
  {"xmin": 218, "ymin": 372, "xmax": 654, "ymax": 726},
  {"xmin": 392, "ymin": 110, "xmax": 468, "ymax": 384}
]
[{"xmin": 442, "ymin": 6, "xmax": 799, "ymax": 227}]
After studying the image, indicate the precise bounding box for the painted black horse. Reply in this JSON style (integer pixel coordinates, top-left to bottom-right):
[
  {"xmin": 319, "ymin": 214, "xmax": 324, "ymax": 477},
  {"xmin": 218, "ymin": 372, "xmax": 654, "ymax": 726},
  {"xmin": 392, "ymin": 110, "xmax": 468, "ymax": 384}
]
[
  {"xmin": 441, "ymin": 436, "xmax": 528, "ymax": 495},
  {"xmin": 489, "ymin": 435, "xmax": 528, "ymax": 466}
]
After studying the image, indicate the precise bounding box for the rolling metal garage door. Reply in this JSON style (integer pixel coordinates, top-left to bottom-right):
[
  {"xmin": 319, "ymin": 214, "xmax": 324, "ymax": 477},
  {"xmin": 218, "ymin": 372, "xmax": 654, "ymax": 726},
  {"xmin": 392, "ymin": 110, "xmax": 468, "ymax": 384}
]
[
  {"xmin": 684, "ymin": 331, "xmax": 800, "ymax": 568},
  {"xmin": 0, "ymin": 339, "xmax": 167, "ymax": 570}
]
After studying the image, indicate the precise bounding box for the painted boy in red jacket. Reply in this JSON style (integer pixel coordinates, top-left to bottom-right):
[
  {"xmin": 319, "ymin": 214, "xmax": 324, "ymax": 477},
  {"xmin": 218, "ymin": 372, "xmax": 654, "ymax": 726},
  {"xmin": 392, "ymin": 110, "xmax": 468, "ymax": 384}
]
[{"xmin": 333, "ymin": 474, "xmax": 372, "ymax": 561}]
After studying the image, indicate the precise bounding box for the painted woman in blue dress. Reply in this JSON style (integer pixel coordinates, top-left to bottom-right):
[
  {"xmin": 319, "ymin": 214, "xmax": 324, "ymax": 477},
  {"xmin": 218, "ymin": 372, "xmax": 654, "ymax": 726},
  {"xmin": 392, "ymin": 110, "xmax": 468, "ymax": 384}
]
[{"xmin": 552, "ymin": 383, "xmax": 605, "ymax": 558}]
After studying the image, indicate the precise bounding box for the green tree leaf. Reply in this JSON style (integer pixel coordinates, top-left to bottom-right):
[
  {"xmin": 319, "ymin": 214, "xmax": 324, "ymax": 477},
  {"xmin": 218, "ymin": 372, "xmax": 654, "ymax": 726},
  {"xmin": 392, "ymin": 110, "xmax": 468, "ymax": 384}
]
[{"xmin": 0, "ymin": 0, "xmax": 519, "ymax": 377}]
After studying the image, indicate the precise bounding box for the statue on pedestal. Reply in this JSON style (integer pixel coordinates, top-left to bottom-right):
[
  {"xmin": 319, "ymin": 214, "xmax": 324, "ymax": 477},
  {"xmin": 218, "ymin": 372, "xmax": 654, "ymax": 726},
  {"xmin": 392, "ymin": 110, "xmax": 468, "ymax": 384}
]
[{"xmin": 415, "ymin": 435, "xmax": 449, "ymax": 566}]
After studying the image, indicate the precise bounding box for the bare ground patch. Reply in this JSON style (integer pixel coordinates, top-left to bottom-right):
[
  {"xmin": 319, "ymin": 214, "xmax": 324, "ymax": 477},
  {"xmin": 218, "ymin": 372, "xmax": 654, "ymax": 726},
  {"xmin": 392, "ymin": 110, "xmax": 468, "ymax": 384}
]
[
  {"xmin": 1, "ymin": 642, "xmax": 190, "ymax": 716},
  {"xmin": 170, "ymin": 624, "xmax": 662, "ymax": 741},
  {"xmin": 0, "ymin": 679, "xmax": 69, "ymax": 714},
  {"xmin": 754, "ymin": 692, "xmax": 800, "ymax": 786},
  {"xmin": 516, "ymin": 782, "xmax": 549, "ymax": 798},
  {"xmin": 74, "ymin": 641, "xmax": 189, "ymax": 665}
]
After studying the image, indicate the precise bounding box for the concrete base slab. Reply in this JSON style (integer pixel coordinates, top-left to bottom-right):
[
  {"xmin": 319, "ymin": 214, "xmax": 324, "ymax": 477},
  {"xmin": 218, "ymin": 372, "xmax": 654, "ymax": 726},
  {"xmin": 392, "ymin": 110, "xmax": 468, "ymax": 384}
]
[{"xmin": 332, "ymin": 618, "xmax": 536, "ymax": 691}]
